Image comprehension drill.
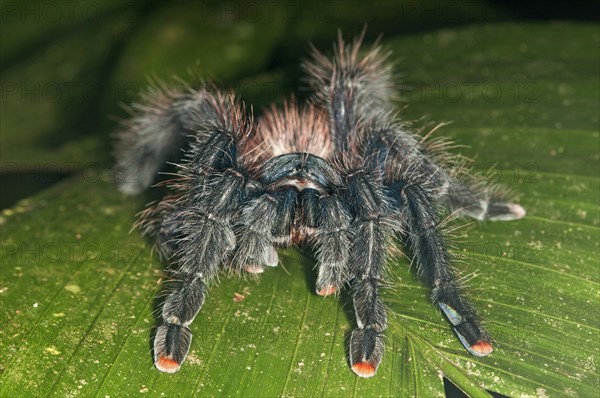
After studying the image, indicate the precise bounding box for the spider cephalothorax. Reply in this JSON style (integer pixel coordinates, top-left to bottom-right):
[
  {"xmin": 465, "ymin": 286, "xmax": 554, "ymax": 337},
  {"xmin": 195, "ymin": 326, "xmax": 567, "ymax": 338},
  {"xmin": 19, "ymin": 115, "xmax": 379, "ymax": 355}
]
[{"xmin": 114, "ymin": 33, "xmax": 525, "ymax": 378}]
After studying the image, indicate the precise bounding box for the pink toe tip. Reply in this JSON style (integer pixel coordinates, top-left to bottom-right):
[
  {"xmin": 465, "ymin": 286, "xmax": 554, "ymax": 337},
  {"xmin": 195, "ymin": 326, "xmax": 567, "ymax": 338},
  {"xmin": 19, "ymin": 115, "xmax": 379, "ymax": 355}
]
[
  {"xmin": 352, "ymin": 361, "xmax": 377, "ymax": 378},
  {"xmin": 509, "ymin": 204, "xmax": 526, "ymax": 219},
  {"xmin": 470, "ymin": 341, "xmax": 493, "ymax": 356},
  {"xmin": 317, "ymin": 286, "xmax": 337, "ymax": 296},
  {"xmin": 244, "ymin": 265, "xmax": 264, "ymax": 274},
  {"xmin": 155, "ymin": 356, "xmax": 181, "ymax": 373}
]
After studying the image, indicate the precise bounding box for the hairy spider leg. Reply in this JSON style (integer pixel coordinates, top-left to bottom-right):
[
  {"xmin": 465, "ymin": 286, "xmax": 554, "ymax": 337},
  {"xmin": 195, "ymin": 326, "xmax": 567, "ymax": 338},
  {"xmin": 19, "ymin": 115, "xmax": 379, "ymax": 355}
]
[
  {"xmin": 444, "ymin": 180, "xmax": 526, "ymax": 221},
  {"xmin": 313, "ymin": 193, "xmax": 352, "ymax": 296},
  {"xmin": 357, "ymin": 114, "xmax": 527, "ymax": 227},
  {"xmin": 399, "ymin": 183, "xmax": 493, "ymax": 356},
  {"xmin": 115, "ymin": 85, "xmax": 221, "ymax": 195},
  {"xmin": 369, "ymin": 128, "xmax": 526, "ymax": 222},
  {"xmin": 233, "ymin": 191, "xmax": 281, "ymax": 274},
  {"xmin": 366, "ymin": 126, "xmax": 496, "ymax": 356},
  {"xmin": 302, "ymin": 30, "xmax": 396, "ymax": 152},
  {"xmin": 297, "ymin": 188, "xmax": 320, "ymax": 247},
  {"xmin": 344, "ymin": 172, "xmax": 394, "ymax": 378},
  {"xmin": 135, "ymin": 194, "xmax": 181, "ymax": 260},
  {"xmin": 152, "ymin": 94, "xmax": 254, "ymax": 373}
]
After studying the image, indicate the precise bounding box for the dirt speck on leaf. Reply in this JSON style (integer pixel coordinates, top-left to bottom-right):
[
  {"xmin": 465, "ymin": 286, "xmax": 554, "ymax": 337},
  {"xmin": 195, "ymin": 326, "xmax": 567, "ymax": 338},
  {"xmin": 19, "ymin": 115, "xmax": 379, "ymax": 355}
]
[{"xmin": 65, "ymin": 285, "xmax": 81, "ymax": 294}]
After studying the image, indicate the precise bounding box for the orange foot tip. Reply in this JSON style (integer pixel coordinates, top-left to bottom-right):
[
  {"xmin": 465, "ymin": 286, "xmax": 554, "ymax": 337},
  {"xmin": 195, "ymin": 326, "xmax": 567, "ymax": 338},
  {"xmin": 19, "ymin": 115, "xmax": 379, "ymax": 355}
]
[
  {"xmin": 351, "ymin": 361, "xmax": 377, "ymax": 378},
  {"xmin": 317, "ymin": 286, "xmax": 337, "ymax": 296},
  {"xmin": 508, "ymin": 204, "xmax": 527, "ymax": 219},
  {"xmin": 155, "ymin": 356, "xmax": 181, "ymax": 373},
  {"xmin": 470, "ymin": 341, "xmax": 493, "ymax": 356}
]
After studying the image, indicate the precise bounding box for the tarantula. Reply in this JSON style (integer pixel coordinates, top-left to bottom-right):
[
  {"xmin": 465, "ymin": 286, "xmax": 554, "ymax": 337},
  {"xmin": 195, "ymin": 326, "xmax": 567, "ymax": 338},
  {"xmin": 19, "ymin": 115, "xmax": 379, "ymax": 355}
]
[{"xmin": 114, "ymin": 33, "xmax": 525, "ymax": 378}]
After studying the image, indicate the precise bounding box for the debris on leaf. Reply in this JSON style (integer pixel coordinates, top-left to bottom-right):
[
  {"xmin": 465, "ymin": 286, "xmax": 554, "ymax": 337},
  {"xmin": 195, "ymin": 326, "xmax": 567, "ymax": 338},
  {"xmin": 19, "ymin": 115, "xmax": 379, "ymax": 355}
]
[{"xmin": 233, "ymin": 293, "xmax": 245, "ymax": 302}]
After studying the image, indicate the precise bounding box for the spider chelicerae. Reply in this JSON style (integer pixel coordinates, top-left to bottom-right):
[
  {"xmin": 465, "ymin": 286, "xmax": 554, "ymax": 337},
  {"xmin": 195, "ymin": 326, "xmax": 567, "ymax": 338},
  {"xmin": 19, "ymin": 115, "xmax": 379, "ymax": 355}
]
[{"xmin": 114, "ymin": 33, "xmax": 525, "ymax": 378}]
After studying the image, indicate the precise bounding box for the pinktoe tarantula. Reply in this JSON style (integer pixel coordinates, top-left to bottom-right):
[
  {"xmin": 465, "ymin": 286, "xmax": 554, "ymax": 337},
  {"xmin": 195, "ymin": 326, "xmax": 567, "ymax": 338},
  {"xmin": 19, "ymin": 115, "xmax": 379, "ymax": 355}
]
[{"xmin": 114, "ymin": 33, "xmax": 526, "ymax": 378}]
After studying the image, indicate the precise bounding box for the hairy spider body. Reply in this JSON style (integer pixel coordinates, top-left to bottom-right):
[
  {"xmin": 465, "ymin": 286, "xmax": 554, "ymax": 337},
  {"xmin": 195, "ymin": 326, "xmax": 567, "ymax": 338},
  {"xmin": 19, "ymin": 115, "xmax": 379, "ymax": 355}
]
[{"xmin": 114, "ymin": 33, "xmax": 525, "ymax": 377}]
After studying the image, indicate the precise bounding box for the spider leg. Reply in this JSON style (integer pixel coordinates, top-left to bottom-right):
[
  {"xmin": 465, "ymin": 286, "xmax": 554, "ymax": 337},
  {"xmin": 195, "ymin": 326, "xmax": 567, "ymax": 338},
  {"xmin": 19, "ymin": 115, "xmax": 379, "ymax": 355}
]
[
  {"xmin": 114, "ymin": 82, "xmax": 222, "ymax": 195},
  {"xmin": 344, "ymin": 173, "xmax": 391, "ymax": 378},
  {"xmin": 233, "ymin": 191, "xmax": 284, "ymax": 274},
  {"xmin": 365, "ymin": 125, "xmax": 505, "ymax": 356},
  {"xmin": 135, "ymin": 195, "xmax": 180, "ymax": 259},
  {"xmin": 152, "ymin": 94, "xmax": 255, "ymax": 373},
  {"xmin": 444, "ymin": 180, "xmax": 526, "ymax": 221},
  {"xmin": 303, "ymin": 31, "xmax": 395, "ymax": 151},
  {"xmin": 271, "ymin": 188, "xmax": 298, "ymax": 248},
  {"xmin": 154, "ymin": 170, "xmax": 243, "ymax": 373},
  {"xmin": 399, "ymin": 182, "xmax": 493, "ymax": 357},
  {"xmin": 312, "ymin": 192, "xmax": 352, "ymax": 296},
  {"xmin": 364, "ymin": 127, "xmax": 526, "ymax": 222}
]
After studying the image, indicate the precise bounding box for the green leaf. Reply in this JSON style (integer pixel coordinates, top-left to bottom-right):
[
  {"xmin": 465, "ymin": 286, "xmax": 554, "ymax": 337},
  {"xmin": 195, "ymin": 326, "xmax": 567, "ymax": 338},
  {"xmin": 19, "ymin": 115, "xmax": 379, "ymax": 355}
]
[{"xmin": 1, "ymin": 22, "xmax": 598, "ymax": 397}]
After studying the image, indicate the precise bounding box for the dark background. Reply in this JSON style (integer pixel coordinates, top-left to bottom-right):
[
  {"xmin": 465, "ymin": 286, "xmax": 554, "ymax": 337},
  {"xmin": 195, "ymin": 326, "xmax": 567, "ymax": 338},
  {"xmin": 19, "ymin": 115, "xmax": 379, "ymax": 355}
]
[{"xmin": 1, "ymin": 0, "xmax": 599, "ymax": 209}]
